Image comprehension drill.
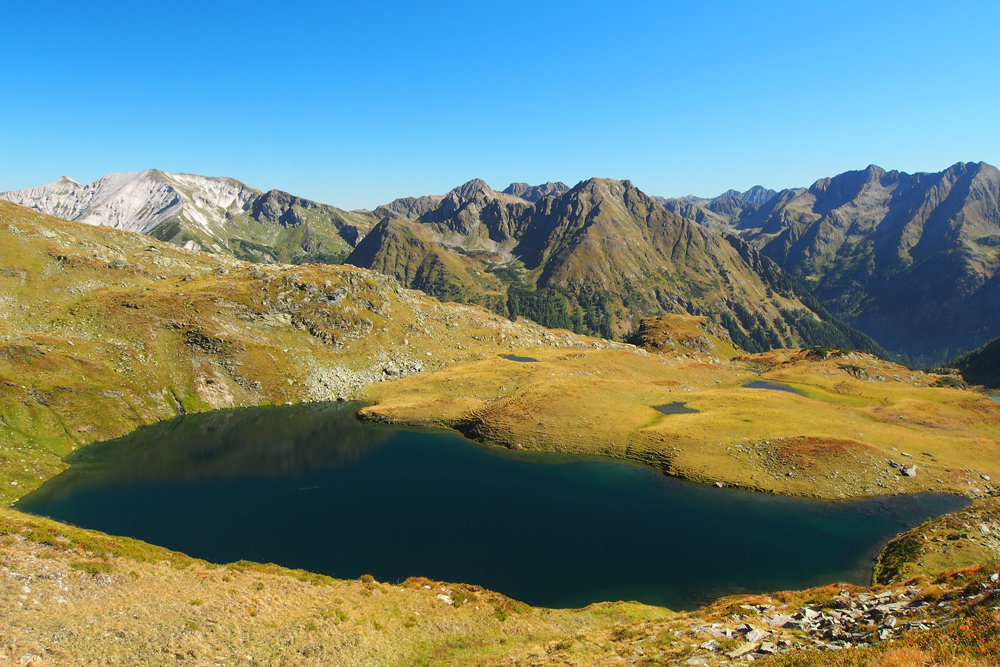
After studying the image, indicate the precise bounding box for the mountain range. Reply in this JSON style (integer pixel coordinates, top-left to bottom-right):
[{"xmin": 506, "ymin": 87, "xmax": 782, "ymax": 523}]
[
  {"xmin": 7, "ymin": 162, "xmax": 999, "ymax": 364},
  {"xmin": 347, "ymin": 176, "xmax": 883, "ymax": 356},
  {"xmin": 0, "ymin": 170, "xmax": 377, "ymax": 265}
]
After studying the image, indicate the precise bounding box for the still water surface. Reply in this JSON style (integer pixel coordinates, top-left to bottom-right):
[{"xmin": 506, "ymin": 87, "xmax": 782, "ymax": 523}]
[
  {"xmin": 743, "ymin": 380, "xmax": 806, "ymax": 395},
  {"xmin": 18, "ymin": 402, "xmax": 968, "ymax": 610}
]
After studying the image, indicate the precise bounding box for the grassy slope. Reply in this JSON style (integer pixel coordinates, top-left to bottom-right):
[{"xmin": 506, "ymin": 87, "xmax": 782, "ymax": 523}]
[
  {"xmin": 345, "ymin": 218, "xmax": 508, "ymax": 313},
  {"xmin": 2, "ymin": 200, "xmax": 1000, "ymax": 664},
  {"xmin": 873, "ymin": 497, "xmax": 1000, "ymax": 585}
]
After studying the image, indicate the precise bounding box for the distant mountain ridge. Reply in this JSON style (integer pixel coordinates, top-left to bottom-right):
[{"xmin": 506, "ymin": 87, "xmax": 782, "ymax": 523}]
[
  {"xmin": 655, "ymin": 186, "xmax": 778, "ymax": 232},
  {"xmin": 1, "ymin": 170, "xmax": 377, "ymax": 265},
  {"xmin": 373, "ymin": 180, "xmax": 568, "ymax": 221},
  {"xmin": 1, "ymin": 171, "xmax": 257, "ymax": 236},
  {"xmin": 502, "ymin": 181, "xmax": 570, "ymax": 201}
]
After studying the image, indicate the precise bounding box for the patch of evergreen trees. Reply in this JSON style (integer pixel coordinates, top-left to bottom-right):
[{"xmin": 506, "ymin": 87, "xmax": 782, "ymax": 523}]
[
  {"xmin": 501, "ymin": 284, "xmax": 615, "ymax": 340},
  {"xmin": 949, "ymin": 336, "xmax": 1000, "ymax": 388}
]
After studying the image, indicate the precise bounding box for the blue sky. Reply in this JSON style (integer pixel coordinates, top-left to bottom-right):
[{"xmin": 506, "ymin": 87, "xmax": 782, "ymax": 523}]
[{"xmin": 2, "ymin": 1, "xmax": 998, "ymax": 209}]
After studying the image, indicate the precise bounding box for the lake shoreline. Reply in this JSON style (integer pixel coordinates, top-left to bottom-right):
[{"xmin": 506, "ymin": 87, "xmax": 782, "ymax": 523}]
[{"xmin": 15, "ymin": 403, "xmax": 971, "ymax": 611}]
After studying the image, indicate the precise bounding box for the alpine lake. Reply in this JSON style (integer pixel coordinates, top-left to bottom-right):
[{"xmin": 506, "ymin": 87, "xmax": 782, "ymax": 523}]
[{"xmin": 17, "ymin": 401, "xmax": 968, "ymax": 611}]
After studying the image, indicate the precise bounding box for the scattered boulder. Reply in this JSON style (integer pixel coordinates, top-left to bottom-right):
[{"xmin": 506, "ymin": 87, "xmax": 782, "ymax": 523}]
[
  {"xmin": 726, "ymin": 643, "xmax": 760, "ymax": 659},
  {"xmin": 758, "ymin": 641, "xmax": 777, "ymax": 654}
]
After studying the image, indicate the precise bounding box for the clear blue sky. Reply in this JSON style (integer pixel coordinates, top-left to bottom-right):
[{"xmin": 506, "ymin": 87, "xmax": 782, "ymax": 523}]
[{"xmin": 2, "ymin": 1, "xmax": 998, "ymax": 209}]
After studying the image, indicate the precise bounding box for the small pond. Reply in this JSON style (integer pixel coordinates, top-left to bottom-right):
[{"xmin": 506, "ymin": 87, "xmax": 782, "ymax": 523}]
[
  {"xmin": 653, "ymin": 402, "xmax": 699, "ymax": 415},
  {"xmin": 743, "ymin": 379, "xmax": 806, "ymax": 395},
  {"xmin": 504, "ymin": 354, "xmax": 538, "ymax": 363},
  {"xmin": 990, "ymin": 396, "xmax": 1000, "ymax": 402},
  {"xmin": 17, "ymin": 402, "xmax": 968, "ymax": 610}
]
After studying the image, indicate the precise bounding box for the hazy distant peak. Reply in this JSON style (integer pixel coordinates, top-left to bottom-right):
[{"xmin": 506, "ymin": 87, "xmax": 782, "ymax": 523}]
[
  {"xmin": 503, "ymin": 181, "xmax": 570, "ymax": 201},
  {"xmin": 712, "ymin": 186, "xmax": 777, "ymax": 206}
]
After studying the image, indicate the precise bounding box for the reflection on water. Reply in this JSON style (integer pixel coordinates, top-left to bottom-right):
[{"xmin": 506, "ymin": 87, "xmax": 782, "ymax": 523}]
[
  {"xmin": 18, "ymin": 404, "xmax": 969, "ymax": 611},
  {"xmin": 28, "ymin": 402, "xmax": 392, "ymax": 505}
]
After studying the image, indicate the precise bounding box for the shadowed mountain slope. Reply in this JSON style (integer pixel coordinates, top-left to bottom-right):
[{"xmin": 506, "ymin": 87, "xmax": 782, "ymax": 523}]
[
  {"xmin": 950, "ymin": 335, "xmax": 1000, "ymax": 389},
  {"xmin": 735, "ymin": 162, "xmax": 1000, "ymax": 364},
  {"xmin": 346, "ymin": 217, "xmax": 508, "ymax": 312}
]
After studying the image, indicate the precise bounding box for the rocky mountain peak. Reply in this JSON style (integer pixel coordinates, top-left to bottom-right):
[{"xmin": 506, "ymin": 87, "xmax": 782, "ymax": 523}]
[
  {"xmin": 863, "ymin": 164, "xmax": 888, "ymax": 182},
  {"xmin": 449, "ymin": 178, "xmax": 494, "ymax": 199},
  {"xmin": 571, "ymin": 177, "xmax": 627, "ymax": 194},
  {"xmin": 740, "ymin": 186, "xmax": 778, "ymax": 206},
  {"xmin": 502, "ymin": 181, "xmax": 570, "ymax": 202}
]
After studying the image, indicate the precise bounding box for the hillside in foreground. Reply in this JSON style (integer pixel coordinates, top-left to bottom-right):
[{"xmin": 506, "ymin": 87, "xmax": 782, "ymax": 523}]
[{"xmin": 1, "ymin": 200, "xmax": 999, "ymax": 665}]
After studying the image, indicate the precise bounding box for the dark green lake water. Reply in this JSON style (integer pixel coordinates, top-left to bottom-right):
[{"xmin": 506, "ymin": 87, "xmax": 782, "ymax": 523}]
[{"xmin": 17, "ymin": 402, "xmax": 968, "ymax": 610}]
